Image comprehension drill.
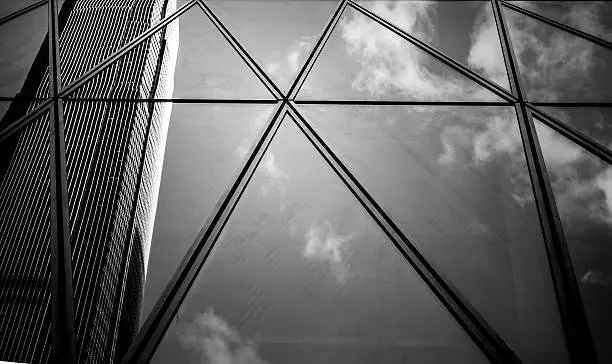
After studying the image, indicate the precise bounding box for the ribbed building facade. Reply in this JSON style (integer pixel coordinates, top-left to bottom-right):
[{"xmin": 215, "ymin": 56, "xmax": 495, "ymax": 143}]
[{"xmin": 0, "ymin": 0, "xmax": 177, "ymax": 363}]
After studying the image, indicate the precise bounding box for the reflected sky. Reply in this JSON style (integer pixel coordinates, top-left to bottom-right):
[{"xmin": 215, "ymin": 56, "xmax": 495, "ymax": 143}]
[
  {"xmin": 300, "ymin": 105, "xmax": 568, "ymax": 364},
  {"xmin": 151, "ymin": 115, "xmax": 488, "ymax": 364},
  {"xmin": 0, "ymin": 3, "xmax": 47, "ymax": 98},
  {"xmin": 535, "ymin": 119, "xmax": 612, "ymax": 363}
]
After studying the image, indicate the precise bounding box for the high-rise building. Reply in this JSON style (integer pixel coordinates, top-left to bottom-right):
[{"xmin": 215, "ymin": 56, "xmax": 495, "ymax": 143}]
[{"xmin": 0, "ymin": 0, "xmax": 177, "ymax": 363}]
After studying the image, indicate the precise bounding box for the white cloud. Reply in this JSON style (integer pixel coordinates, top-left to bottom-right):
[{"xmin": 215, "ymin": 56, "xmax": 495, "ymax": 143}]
[
  {"xmin": 341, "ymin": 2, "xmax": 491, "ymax": 100},
  {"xmin": 303, "ymin": 221, "xmax": 354, "ymax": 284},
  {"xmin": 179, "ymin": 308, "xmax": 268, "ymax": 364},
  {"xmin": 266, "ymin": 62, "xmax": 280, "ymax": 76},
  {"xmin": 260, "ymin": 153, "xmax": 289, "ymax": 198},
  {"xmin": 581, "ymin": 270, "xmax": 612, "ymax": 288}
]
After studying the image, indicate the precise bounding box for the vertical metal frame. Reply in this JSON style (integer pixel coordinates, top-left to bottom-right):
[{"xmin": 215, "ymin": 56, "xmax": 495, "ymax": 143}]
[
  {"xmin": 2, "ymin": 0, "xmax": 610, "ymax": 363},
  {"xmin": 490, "ymin": 0, "xmax": 599, "ymax": 362},
  {"xmin": 47, "ymin": 0, "xmax": 76, "ymax": 362}
]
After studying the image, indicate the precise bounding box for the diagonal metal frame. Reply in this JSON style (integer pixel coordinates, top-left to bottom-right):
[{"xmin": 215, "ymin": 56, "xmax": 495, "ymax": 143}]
[
  {"xmin": 500, "ymin": 0, "xmax": 612, "ymax": 52},
  {"xmin": 2, "ymin": 0, "xmax": 610, "ymax": 363},
  {"xmin": 0, "ymin": 0, "xmax": 46, "ymax": 27},
  {"xmin": 490, "ymin": 0, "xmax": 599, "ymax": 363},
  {"xmin": 47, "ymin": 0, "xmax": 76, "ymax": 362}
]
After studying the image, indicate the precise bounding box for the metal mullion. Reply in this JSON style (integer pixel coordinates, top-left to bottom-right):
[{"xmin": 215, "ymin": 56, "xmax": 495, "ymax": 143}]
[
  {"xmin": 490, "ymin": 0, "xmax": 599, "ymax": 362},
  {"xmin": 527, "ymin": 104, "xmax": 612, "ymax": 166},
  {"xmin": 0, "ymin": 100, "xmax": 53, "ymax": 144},
  {"xmin": 195, "ymin": 0, "xmax": 282, "ymax": 100},
  {"xmin": 295, "ymin": 100, "xmax": 513, "ymax": 106},
  {"xmin": 349, "ymin": 0, "xmax": 515, "ymax": 103},
  {"xmin": 287, "ymin": 0, "xmax": 347, "ymax": 100},
  {"xmin": 0, "ymin": 0, "xmax": 46, "ymax": 27},
  {"xmin": 120, "ymin": 101, "xmax": 286, "ymax": 364},
  {"xmin": 48, "ymin": 0, "xmax": 76, "ymax": 362},
  {"xmin": 500, "ymin": 0, "xmax": 612, "ymax": 52},
  {"xmin": 287, "ymin": 101, "xmax": 521, "ymax": 364},
  {"xmin": 63, "ymin": 97, "xmax": 279, "ymax": 104},
  {"xmin": 531, "ymin": 102, "xmax": 612, "ymax": 108}
]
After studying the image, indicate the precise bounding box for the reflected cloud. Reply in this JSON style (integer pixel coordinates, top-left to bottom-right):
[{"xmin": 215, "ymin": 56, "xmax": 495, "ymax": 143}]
[
  {"xmin": 179, "ymin": 308, "xmax": 269, "ymax": 364},
  {"xmin": 266, "ymin": 36, "xmax": 314, "ymax": 87},
  {"xmin": 303, "ymin": 221, "xmax": 354, "ymax": 284},
  {"xmin": 260, "ymin": 153, "xmax": 289, "ymax": 198},
  {"xmin": 582, "ymin": 270, "xmax": 612, "ymax": 289}
]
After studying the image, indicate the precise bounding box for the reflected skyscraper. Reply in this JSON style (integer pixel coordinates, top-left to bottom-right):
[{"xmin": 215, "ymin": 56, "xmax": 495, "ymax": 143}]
[{"xmin": 0, "ymin": 0, "xmax": 178, "ymax": 363}]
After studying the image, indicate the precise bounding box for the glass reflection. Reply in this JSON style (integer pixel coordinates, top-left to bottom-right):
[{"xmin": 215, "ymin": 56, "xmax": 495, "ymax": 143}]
[
  {"xmin": 59, "ymin": 0, "xmax": 177, "ymax": 86},
  {"xmin": 141, "ymin": 103, "xmax": 275, "ymax": 323},
  {"xmin": 0, "ymin": 3, "xmax": 47, "ymax": 98},
  {"xmin": 299, "ymin": 6, "xmax": 502, "ymax": 101},
  {"xmin": 300, "ymin": 105, "xmax": 569, "ymax": 364},
  {"xmin": 510, "ymin": 1, "xmax": 612, "ymax": 42},
  {"xmin": 504, "ymin": 4, "xmax": 612, "ymax": 102},
  {"xmin": 206, "ymin": 0, "xmax": 337, "ymax": 92},
  {"xmin": 359, "ymin": 1, "xmax": 510, "ymax": 91},
  {"xmin": 151, "ymin": 115, "xmax": 488, "ymax": 364},
  {"xmin": 0, "ymin": 108, "xmax": 52, "ymax": 364},
  {"xmin": 534, "ymin": 118, "xmax": 612, "ymax": 364},
  {"xmin": 0, "ymin": 0, "xmax": 41, "ymax": 19},
  {"xmin": 66, "ymin": 4, "xmax": 274, "ymax": 100},
  {"xmin": 539, "ymin": 107, "xmax": 612, "ymax": 152}
]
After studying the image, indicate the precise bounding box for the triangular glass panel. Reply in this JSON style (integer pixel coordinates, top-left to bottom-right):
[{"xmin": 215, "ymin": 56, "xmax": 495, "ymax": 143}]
[
  {"xmin": 509, "ymin": 1, "xmax": 612, "ymax": 43},
  {"xmin": 65, "ymin": 5, "xmax": 274, "ymax": 100},
  {"xmin": 0, "ymin": 108, "xmax": 52, "ymax": 364},
  {"xmin": 299, "ymin": 105, "xmax": 570, "ymax": 364},
  {"xmin": 534, "ymin": 118, "xmax": 612, "ymax": 364},
  {"xmin": 150, "ymin": 115, "xmax": 489, "ymax": 364},
  {"xmin": 503, "ymin": 5, "xmax": 612, "ymax": 102},
  {"xmin": 538, "ymin": 106, "xmax": 612, "ymax": 152},
  {"xmin": 356, "ymin": 0, "xmax": 511, "ymax": 92},
  {"xmin": 59, "ymin": 0, "xmax": 179, "ymax": 86},
  {"xmin": 298, "ymin": 6, "xmax": 503, "ymax": 101},
  {"xmin": 206, "ymin": 0, "xmax": 338, "ymax": 92},
  {"xmin": 0, "ymin": 0, "xmax": 42, "ymax": 19},
  {"xmin": 0, "ymin": 3, "xmax": 48, "ymax": 98}
]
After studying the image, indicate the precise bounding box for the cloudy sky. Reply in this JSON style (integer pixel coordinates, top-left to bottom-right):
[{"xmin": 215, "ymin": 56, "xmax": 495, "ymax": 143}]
[
  {"xmin": 2, "ymin": 0, "xmax": 610, "ymax": 363},
  {"xmin": 136, "ymin": 1, "xmax": 612, "ymax": 363}
]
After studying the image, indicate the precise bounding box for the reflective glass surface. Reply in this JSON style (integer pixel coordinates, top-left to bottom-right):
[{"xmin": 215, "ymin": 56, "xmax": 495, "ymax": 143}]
[
  {"xmin": 360, "ymin": 1, "xmax": 510, "ymax": 91},
  {"xmin": 0, "ymin": 3, "xmax": 48, "ymax": 98},
  {"xmin": 0, "ymin": 0, "xmax": 41, "ymax": 19},
  {"xmin": 66, "ymin": 5, "xmax": 274, "ymax": 100},
  {"xmin": 0, "ymin": 107, "xmax": 52, "ymax": 364},
  {"xmin": 207, "ymin": 0, "xmax": 338, "ymax": 92},
  {"xmin": 141, "ymin": 103, "xmax": 276, "ymax": 323},
  {"xmin": 510, "ymin": 1, "xmax": 612, "ymax": 42},
  {"xmin": 299, "ymin": 6, "xmax": 502, "ymax": 101},
  {"xmin": 535, "ymin": 118, "xmax": 612, "ymax": 364},
  {"xmin": 59, "ymin": 0, "xmax": 178, "ymax": 86},
  {"xmin": 504, "ymin": 4, "xmax": 612, "ymax": 102},
  {"xmin": 151, "ymin": 115, "xmax": 489, "ymax": 364},
  {"xmin": 300, "ymin": 105, "xmax": 568, "ymax": 364},
  {"xmin": 539, "ymin": 107, "xmax": 612, "ymax": 151}
]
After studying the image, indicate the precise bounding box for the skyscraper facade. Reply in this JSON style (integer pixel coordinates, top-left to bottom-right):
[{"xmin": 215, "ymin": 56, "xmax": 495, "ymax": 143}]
[{"xmin": 0, "ymin": 0, "xmax": 177, "ymax": 363}]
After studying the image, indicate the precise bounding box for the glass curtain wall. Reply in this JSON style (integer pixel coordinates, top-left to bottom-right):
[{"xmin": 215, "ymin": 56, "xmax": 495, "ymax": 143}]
[{"xmin": 0, "ymin": 0, "xmax": 611, "ymax": 363}]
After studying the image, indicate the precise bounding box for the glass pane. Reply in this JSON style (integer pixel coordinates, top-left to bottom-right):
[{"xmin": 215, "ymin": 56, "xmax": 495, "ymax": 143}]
[
  {"xmin": 62, "ymin": 101, "xmax": 274, "ymax": 362},
  {"xmin": 534, "ymin": 118, "xmax": 612, "ymax": 364},
  {"xmin": 298, "ymin": 6, "xmax": 503, "ymax": 101},
  {"xmin": 0, "ymin": 108, "xmax": 52, "ymax": 363},
  {"xmin": 65, "ymin": 5, "xmax": 274, "ymax": 100},
  {"xmin": 510, "ymin": 1, "xmax": 612, "ymax": 42},
  {"xmin": 359, "ymin": 0, "xmax": 510, "ymax": 91},
  {"xmin": 207, "ymin": 0, "xmax": 338, "ymax": 92},
  {"xmin": 504, "ymin": 5, "xmax": 612, "ymax": 102},
  {"xmin": 300, "ymin": 105, "xmax": 569, "ymax": 364},
  {"xmin": 60, "ymin": 0, "xmax": 177, "ymax": 85},
  {"xmin": 539, "ymin": 107, "xmax": 612, "ymax": 152},
  {"xmin": 142, "ymin": 103, "xmax": 276, "ymax": 323},
  {"xmin": 151, "ymin": 115, "xmax": 489, "ymax": 364},
  {"xmin": 0, "ymin": 0, "xmax": 41, "ymax": 19},
  {"xmin": 0, "ymin": 3, "xmax": 48, "ymax": 98}
]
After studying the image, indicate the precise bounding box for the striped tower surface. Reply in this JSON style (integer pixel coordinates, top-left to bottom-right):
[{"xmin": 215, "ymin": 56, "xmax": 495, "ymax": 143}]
[{"xmin": 0, "ymin": 0, "xmax": 178, "ymax": 363}]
